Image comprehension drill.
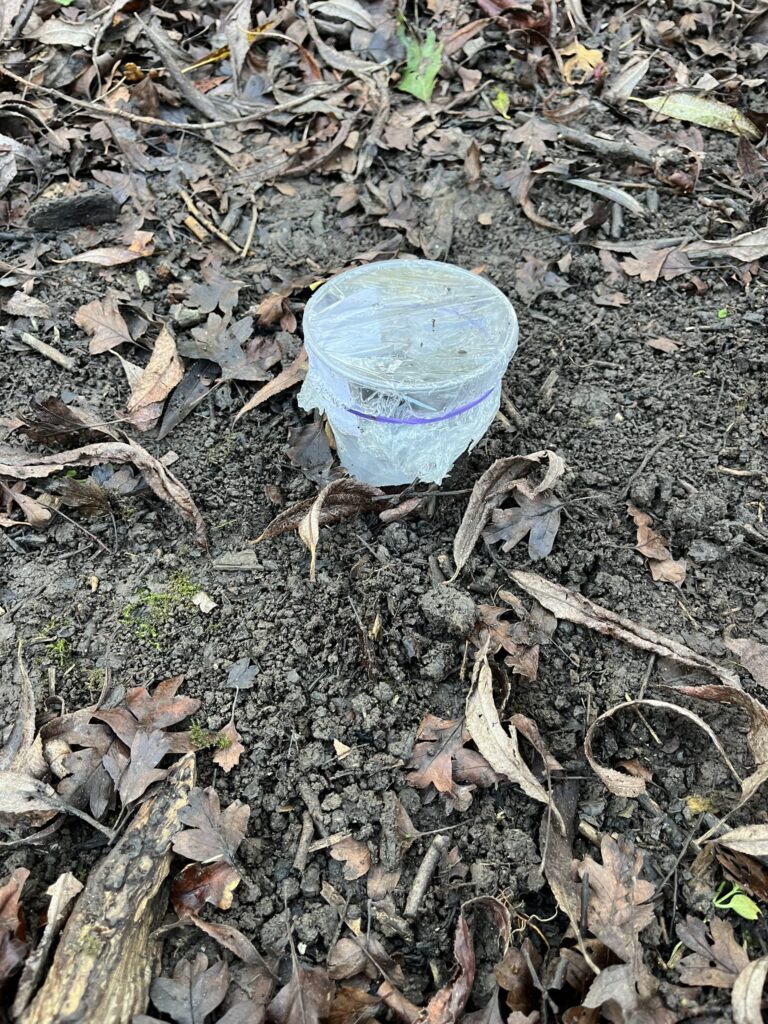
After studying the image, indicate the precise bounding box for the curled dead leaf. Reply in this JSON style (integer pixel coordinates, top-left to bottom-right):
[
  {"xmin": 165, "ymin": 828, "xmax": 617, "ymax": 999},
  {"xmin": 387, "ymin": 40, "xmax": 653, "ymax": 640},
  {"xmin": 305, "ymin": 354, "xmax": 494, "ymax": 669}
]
[
  {"xmin": 0, "ymin": 441, "xmax": 207, "ymax": 547},
  {"xmin": 585, "ymin": 699, "xmax": 741, "ymax": 797},
  {"xmin": 466, "ymin": 647, "xmax": 564, "ymax": 830},
  {"xmin": 452, "ymin": 451, "xmax": 565, "ymax": 576}
]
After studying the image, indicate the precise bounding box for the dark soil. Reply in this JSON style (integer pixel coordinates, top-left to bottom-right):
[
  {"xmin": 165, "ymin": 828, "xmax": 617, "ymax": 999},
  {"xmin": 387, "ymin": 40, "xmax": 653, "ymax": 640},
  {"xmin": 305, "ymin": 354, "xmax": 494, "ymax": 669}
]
[{"xmin": 2, "ymin": 101, "xmax": 768, "ymax": 1021}]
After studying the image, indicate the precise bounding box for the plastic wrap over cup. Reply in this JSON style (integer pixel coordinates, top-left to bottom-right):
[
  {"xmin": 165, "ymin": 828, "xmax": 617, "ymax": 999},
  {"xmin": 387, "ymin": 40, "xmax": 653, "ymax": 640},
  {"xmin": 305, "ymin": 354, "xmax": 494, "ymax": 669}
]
[{"xmin": 298, "ymin": 259, "xmax": 519, "ymax": 485}]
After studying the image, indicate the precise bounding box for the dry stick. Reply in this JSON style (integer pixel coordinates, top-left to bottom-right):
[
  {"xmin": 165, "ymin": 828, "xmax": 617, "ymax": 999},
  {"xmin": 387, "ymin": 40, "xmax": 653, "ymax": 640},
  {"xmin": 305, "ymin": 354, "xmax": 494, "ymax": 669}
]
[
  {"xmin": 0, "ymin": 66, "xmax": 338, "ymax": 133},
  {"xmin": 179, "ymin": 190, "xmax": 241, "ymax": 254},
  {"xmin": 292, "ymin": 811, "xmax": 315, "ymax": 873},
  {"xmin": 137, "ymin": 16, "xmax": 222, "ymax": 122},
  {"xmin": 18, "ymin": 332, "xmax": 75, "ymax": 371},
  {"xmin": 513, "ymin": 112, "xmax": 656, "ymax": 167},
  {"xmin": 619, "ymin": 431, "xmax": 672, "ymax": 499},
  {"xmin": 7, "ymin": 0, "xmax": 36, "ymax": 39},
  {"xmin": 241, "ymin": 200, "xmax": 258, "ymax": 259},
  {"xmin": 298, "ymin": 778, "xmax": 328, "ymax": 838},
  {"xmin": 403, "ymin": 833, "xmax": 450, "ymax": 919}
]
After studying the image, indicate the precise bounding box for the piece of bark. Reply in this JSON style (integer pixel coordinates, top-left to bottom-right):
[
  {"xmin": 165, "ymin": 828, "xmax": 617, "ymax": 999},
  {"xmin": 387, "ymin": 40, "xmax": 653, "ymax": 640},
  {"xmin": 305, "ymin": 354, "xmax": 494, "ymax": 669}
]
[
  {"xmin": 18, "ymin": 754, "xmax": 196, "ymax": 1024},
  {"xmin": 27, "ymin": 189, "xmax": 121, "ymax": 231}
]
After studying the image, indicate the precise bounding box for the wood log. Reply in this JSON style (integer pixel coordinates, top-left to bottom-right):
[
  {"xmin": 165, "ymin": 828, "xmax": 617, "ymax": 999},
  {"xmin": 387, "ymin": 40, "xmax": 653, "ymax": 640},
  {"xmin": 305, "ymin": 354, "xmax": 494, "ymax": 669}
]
[
  {"xmin": 16, "ymin": 754, "xmax": 196, "ymax": 1024},
  {"xmin": 26, "ymin": 189, "xmax": 121, "ymax": 231}
]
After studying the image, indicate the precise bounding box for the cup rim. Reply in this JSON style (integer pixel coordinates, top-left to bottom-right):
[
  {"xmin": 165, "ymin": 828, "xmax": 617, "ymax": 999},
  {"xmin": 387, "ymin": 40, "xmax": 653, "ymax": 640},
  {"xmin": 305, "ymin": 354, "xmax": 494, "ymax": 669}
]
[{"xmin": 302, "ymin": 258, "xmax": 519, "ymax": 393}]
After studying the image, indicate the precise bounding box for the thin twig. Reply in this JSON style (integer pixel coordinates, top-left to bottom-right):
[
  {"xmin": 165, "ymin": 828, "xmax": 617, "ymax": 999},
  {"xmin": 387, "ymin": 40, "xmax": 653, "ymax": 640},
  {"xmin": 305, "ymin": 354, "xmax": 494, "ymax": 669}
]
[
  {"xmin": 403, "ymin": 833, "xmax": 450, "ymax": 919},
  {"xmin": 179, "ymin": 190, "xmax": 241, "ymax": 254},
  {"xmin": 0, "ymin": 66, "xmax": 338, "ymax": 133},
  {"xmin": 18, "ymin": 332, "xmax": 75, "ymax": 370},
  {"xmin": 514, "ymin": 113, "xmax": 656, "ymax": 167},
  {"xmin": 292, "ymin": 812, "xmax": 315, "ymax": 874},
  {"xmin": 298, "ymin": 778, "xmax": 328, "ymax": 838},
  {"xmin": 241, "ymin": 200, "xmax": 258, "ymax": 259},
  {"xmin": 619, "ymin": 432, "xmax": 672, "ymax": 499},
  {"xmin": 7, "ymin": 0, "xmax": 36, "ymax": 39},
  {"xmin": 52, "ymin": 507, "xmax": 111, "ymax": 554},
  {"xmin": 137, "ymin": 16, "xmax": 223, "ymax": 122},
  {"xmin": 638, "ymin": 653, "xmax": 656, "ymax": 700}
]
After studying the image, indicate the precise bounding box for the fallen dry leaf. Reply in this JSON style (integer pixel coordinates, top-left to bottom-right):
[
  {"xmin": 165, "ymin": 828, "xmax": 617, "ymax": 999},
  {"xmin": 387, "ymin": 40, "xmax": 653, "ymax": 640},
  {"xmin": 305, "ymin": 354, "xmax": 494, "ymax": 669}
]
[
  {"xmin": 732, "ymin": 954, "xmax": 768, "ymax": 1024},
  {"xmin": 421, "ymin": 898, "xmax": 510, "ymax": 1024},
  {"xmin": 585, "ymin": 698, "xmax": 741, "ymax": 798},
  {"xmin": 677, "ymin": 916, "xmax": 749, "ymax": 989},
  {"xmin": 477, "ymin": 591, "xmax": 557, "ymax": 681},
  {"xmin": 604, "ymin": 53, "xmax": 651, "ymax": 104},
  {"xmin": 60, "ymin": 241, "xmax": 154, "ymax": 267},
  {"xmin": 508, "ymin": 570, "xmax": 740, "ymax": 686},
  {"xmin": 493, "ymin": 161, "xmax": 559, "ymax": 232},
  {"xmin": 560, "ymin": 39, "xmax": 604, "ymax": 85},
  {"xmin": 257, "ymin": 478, "xmax": 382, "ymax": 576},
  {"xmin": 515, "ymin": 254, "xmax": 570, "ymax": 304},
  {"xmin": 327, "ymin": 933, "xmax": 401, "ymax": 983},
  {"xmin": 73, "ymin": 292, "xmax": 132, "ymax": 354},
  {"xmin": 328, "ymin": 986, "xmax": 380, "ymax": 1024},
  {"xmin": 495, "ymin": 944, "xmax": 537, "ymax": 1016},
  {"xmin": 714, "ymin": 841, "xmax": 768, "ymax": 904},
  {"xmin": 179, "ymin": 314, "xmax": 279, "ymax": 383},
  {"xmin": 627, "ymin": 503, "xmax": 687, "ymax": 586},
  {"xmin": 717, "ymin": 824, "xmax": 768, "ymax": 859},
  {"xmin": 114, "ymin": 729, "xmax": 170, "ymax": 806},
  {"xmin": 212, "ymin": 723, "xmax": 244, "ymax": 773},
  {"xmin": 149, "ymin": 953, "xmax": 230, "ymax": 1024},
  {"xmin": 18, "ymin": 396, "xmax": 118, "ymax": 444},
  {"xmin": 0, "ymin": 867, "xmax": 29, "ymax": 987},
  {"xmin": 634, "ymin": 92, "xmax": 760, "ymax": 141},
  {"xmin": 1, "ymin": 483, "xmax": 52, "ymax": 530},
  {"xmin": 577, "ymin": 836, "xmax": 655, "ymax": 962},
  {"xmin": 0, "ymin": 440, "xmax": 207, "ymax": 547},
  {"xmin": 11, "ymin": 871, "xmax": 83, "ymax": 1018},
  {"xmin": 509, "ymin": 118, "xmax": 558, "ymax": 157},
  {"xmin": 329, "ymin": 836, "xmax": 372, "ymax": 880},
  {"xmin": 189, "ymin": 918, "xmax": 267, "ymax": 971},
  {"xmin": 125, "ymin": 325, "xmax": 184, "ymax": 415},
  {"xmin": 96, "ymin": 677, "xmax": 200, "ymax": 746},
  {"xmin": 172, "ymin": 786, "xmax": 250, "ymax": 868},
  {"xmin": 453, "ymin": 451, "xmax": 565, "ymax": 576},
  {"xmin": 407, "ymin": 713, "xmax": 499, "ymax": 807},
  {"xmin": 670, "ymin": 684, "xmax": 768, "ymax": 769},
  {"xmin": 466, "ymin": 646, "xmax": 564, "ymax": 829},
  {"xmin": 582, "ymin": 962, "xmax": 677, "ymax": 1024},
  {"xmin": 476, "ymin": 605, "xmax": 540, "ymax": 680},
  {"xmin": 171, "ymin": 861, "xmax": 242, "ymax": 916},
  {"xmin": 725, "ymin": 636, "xmax": 768, "ymax": 690},
  {"xmin": 645, "ymin": 336, "xmax": 679, "ymax": 353},
  {"xmin": 234, "ymin": 349, "xmax": 308, "ymax": 422},
  {"xmin": 683, "ymin": 226, "xmax": 768, "ymax": 263},
  {"xmin": 268, "ymin": 961, "xmax": 334, "ymax": 1024},
  {"xmin": 485, "ymin": 487, "xmax": 563, "ymax": 561},
  {"xmin": 0, "ymin": 652, "xmax": 56, "ymax": 828}
]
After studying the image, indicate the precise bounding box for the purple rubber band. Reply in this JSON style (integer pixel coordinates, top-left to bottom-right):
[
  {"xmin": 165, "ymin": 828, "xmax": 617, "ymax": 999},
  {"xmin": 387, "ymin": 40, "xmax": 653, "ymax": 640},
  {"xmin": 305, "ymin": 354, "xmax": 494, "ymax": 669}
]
[{"xmin": 347, "ymin": 386, "xmax": 495, "ymax": 425}]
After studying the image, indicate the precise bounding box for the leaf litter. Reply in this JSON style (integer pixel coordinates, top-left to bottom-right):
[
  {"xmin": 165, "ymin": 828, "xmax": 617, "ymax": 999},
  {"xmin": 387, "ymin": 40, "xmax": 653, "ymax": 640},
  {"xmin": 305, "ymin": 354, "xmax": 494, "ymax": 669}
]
[{"xmin": 4, "ymin": 0, "xmax": 768, "ymax": 1019}]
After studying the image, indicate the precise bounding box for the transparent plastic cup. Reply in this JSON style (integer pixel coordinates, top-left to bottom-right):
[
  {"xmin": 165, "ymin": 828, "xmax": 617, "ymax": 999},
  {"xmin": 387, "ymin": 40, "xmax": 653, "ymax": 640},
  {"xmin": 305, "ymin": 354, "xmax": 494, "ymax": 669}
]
[{"xmin": 298, "ymin": 259, "xmax": 519, "ymax": 486}]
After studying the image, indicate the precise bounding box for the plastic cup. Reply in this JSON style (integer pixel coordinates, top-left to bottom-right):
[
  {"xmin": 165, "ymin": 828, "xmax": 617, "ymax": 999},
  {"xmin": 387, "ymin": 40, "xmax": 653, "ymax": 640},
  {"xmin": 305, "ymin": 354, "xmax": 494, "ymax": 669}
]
[{"xmin": 298, "ymin": 259, "xmax": 519, "ymax": 485}]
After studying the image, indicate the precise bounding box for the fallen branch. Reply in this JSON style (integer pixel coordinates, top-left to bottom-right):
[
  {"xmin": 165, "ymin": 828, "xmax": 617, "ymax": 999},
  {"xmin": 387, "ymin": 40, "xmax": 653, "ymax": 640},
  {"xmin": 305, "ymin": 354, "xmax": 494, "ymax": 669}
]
[
  {"xmin": 19, "ymin": 754, "xmax": 196, "ymax": 1024},
  {"xmin": 513, "ymin": 113, "xmax": 656, "ymax": 167}
]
